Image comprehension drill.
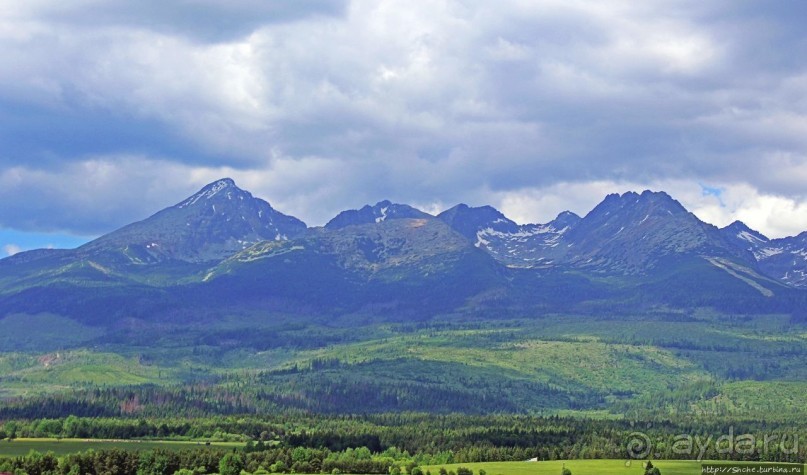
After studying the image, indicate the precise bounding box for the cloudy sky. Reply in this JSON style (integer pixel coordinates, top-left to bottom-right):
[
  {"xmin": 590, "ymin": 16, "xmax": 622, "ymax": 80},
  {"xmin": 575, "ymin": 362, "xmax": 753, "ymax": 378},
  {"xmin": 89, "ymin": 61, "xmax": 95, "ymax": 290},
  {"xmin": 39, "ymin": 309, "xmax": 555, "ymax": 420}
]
[{"xmin": 2, "ymin": 0, "xmax": 807, "ymax": 255}]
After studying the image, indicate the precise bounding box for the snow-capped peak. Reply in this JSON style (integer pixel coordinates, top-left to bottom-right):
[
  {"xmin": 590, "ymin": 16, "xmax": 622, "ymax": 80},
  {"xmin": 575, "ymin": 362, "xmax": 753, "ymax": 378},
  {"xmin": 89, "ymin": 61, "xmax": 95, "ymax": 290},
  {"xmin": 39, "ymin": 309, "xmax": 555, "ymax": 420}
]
[{"xmin": 178, "ymin": 178, "xmax": 237, "ymax": 208}]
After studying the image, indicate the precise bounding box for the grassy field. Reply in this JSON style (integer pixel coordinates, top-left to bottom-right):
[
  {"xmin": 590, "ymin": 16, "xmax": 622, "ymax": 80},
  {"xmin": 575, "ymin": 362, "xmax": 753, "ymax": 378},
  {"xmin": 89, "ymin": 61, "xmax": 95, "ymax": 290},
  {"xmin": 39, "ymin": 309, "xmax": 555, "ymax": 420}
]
[
  {"xmin": 0, "ymin": 438, "xmax": 242, "ymax": 457},
  {"xmin": 0, "ymin": 349, "xmax": 183, "ymax": 398},
  {"xmin": 424, "ymin": 460, "xmax": 805, "ymax": 475},
  {"xmin": 281, "ymin": 328, "xmax": 712, "ymax": 393}
]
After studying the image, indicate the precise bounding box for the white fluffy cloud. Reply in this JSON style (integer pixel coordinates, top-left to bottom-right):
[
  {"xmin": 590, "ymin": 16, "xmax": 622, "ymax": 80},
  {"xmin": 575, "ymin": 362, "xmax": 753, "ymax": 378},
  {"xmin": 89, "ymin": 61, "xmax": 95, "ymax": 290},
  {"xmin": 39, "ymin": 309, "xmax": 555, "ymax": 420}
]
[
  {"xmin": 2, "ymin": 244, "xmax": 22, "ymax": 256},
  {"xmin": 492, "ymin": 180, "xmax": 807, "ymax": 239},
  {"xmin": 1, "ymin": 1, "xmax": 807, "ymax": 239}
]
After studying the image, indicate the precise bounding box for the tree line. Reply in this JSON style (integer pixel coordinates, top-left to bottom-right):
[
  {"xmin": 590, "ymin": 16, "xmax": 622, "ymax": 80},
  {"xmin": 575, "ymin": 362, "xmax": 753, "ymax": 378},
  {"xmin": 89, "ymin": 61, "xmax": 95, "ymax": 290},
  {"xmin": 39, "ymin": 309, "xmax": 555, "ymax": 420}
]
[{"xmin": 2, "ymin": 413, "xmax": 805, "ymax": 465}]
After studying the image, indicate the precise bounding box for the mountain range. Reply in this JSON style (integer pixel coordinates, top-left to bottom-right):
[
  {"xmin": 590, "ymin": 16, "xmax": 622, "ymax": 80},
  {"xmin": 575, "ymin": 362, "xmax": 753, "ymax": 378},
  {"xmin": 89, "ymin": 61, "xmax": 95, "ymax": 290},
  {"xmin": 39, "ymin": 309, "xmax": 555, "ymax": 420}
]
[
  {"xmin": 2, "ymin": 178, "xmax": 807, "ymax": 330},
  {"xmin": 4, "ymin": 178, "xmax": 807, "ymax": 416}
]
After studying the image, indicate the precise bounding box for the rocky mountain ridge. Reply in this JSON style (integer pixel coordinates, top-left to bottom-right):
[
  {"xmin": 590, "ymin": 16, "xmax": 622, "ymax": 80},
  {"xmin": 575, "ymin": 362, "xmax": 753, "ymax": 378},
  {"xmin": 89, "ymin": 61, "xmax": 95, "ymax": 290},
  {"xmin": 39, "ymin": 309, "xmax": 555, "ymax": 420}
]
[{"xmin": 2, "ymin": 179, "xmax": 807, "ymax": 329}]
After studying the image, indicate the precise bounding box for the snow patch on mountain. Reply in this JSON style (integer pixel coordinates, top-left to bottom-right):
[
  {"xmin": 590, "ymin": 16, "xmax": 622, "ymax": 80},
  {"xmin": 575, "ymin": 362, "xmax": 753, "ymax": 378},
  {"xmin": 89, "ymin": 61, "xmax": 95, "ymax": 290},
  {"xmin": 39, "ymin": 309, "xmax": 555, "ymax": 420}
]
[
  {"xmin": 375, "ymin": 206, "xmax": 389, "ymax": 223},
  {"xmin": 738, "ymin": 231, "xmax": 765, "ymax": 244},
  {"xmin": 755, "ymin": 247, "xmax": 784, "ymax": 259},
  {"xmin": 178, "ymin": 178, "xmax": 236, "ymax": 208}
]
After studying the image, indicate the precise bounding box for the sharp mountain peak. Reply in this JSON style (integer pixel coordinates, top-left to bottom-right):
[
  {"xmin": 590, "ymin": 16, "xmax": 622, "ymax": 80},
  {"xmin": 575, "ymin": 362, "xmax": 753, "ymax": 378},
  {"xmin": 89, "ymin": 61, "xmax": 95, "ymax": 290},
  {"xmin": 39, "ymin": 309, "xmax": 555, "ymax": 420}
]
[
  {"xmin": 594, "ymin": 190, "xmax": 686, "ymax": 214},
  {"xmin": 176, "ymin": 177, "xmax": 245, "ymax": 209},
  {"xmin": 325, "ymin": 200, "xmax": 432, "ymax": 230},
  {"xmin": 721, "ymin": 220, "xmax": 770, "ymax": 243},
  {"xmin": 549, "ymin": 211, "xmax": 582, "ymax": 229},
  {"xmin": 437, "ymin": 203, "xmax": 519, "ymax": 240},
  {"xmin": 78, "ymin": 177, "xmax": 307, "ymax": 263}
]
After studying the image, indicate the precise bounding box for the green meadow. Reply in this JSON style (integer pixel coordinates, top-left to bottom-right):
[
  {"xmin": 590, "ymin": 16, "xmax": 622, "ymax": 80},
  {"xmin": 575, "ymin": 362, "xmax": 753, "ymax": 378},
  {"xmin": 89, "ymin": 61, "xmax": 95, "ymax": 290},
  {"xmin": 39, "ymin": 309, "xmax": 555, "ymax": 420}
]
[
  {"xmin": 0, "ymin": 438, "xmax": 242, "ymax": 457},
  {"xmin": 425, "ymin": 460, "xmax": 805, "ymax": 475}
]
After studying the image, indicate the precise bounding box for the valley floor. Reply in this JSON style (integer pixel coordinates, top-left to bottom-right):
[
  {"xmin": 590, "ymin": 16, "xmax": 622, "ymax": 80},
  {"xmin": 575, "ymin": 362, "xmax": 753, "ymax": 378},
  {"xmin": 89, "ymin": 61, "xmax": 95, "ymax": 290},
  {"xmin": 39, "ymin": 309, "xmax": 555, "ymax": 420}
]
[
  {"xmin": 0, "ymin": 438, "xmax": 242, "ymax": 457},
  {"xmin": 425, "ymin": 461, "xmax": 806, "ymax": 475}
]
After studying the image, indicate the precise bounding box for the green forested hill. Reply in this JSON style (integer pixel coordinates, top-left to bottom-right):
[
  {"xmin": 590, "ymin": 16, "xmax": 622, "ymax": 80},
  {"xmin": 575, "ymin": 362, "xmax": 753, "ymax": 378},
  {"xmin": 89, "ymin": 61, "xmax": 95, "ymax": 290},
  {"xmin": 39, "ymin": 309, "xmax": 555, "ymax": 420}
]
[{"xmin": 1, "ymin": 311, "xmax": 805, "ymax": 420}]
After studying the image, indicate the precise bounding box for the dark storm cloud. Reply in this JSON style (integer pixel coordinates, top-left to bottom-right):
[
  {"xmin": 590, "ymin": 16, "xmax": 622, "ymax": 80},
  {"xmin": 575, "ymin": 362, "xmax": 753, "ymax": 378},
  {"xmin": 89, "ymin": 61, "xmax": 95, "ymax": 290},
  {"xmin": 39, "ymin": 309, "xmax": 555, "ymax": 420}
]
[{"xmin": 0, "ymin": 98, "xmax": 213, "ymax": 167}]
